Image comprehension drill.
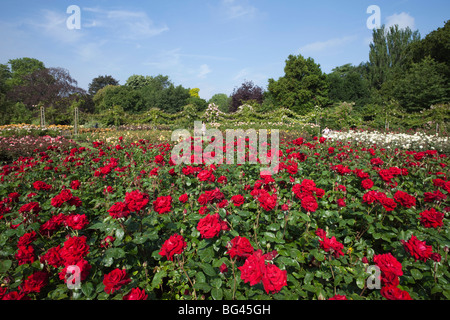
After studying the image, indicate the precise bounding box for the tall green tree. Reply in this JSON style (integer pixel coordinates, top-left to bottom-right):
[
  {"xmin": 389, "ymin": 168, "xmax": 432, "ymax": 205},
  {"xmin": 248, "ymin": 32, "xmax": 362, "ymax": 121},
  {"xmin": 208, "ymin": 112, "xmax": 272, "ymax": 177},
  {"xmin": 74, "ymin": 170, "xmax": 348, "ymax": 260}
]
[
  {"xmin": 368, "ymin": 25, "xmax": 421, "ymax": 91},
  {"xmin": 268, "ymin": 54, "xmax": 328, "ymax": 114}
]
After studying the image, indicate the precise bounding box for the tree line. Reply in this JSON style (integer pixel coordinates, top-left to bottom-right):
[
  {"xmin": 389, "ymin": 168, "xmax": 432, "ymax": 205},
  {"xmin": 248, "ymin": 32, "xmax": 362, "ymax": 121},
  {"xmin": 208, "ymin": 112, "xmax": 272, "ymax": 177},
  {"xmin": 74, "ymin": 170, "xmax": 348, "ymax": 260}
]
[{"xmin": 0, "ymin": 21, "xmax": 448, "ymax": 127}]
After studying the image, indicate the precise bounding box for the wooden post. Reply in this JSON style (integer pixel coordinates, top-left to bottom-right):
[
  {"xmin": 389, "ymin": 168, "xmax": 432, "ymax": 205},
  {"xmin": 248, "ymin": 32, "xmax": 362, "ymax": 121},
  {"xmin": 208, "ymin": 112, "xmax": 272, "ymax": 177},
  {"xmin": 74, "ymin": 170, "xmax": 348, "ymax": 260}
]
[
  {"xmin": 74, "ymin": 107, "xmax": 79, "ymax": 136},
  {"xmin": 40, "ymin": 106, "xmax": 45, "ymax": 128}
]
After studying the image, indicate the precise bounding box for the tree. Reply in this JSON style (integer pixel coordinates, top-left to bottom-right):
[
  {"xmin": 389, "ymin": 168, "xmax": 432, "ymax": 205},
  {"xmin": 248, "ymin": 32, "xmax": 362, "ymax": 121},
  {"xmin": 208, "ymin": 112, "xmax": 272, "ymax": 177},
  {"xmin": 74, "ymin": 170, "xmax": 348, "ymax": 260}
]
[
  {"xmin": 88, "ymin": 75, "xmax": 119, "ymax": 97},
  {"xmin": 6, "ymin": 57, "xmax": 45, "ymax": 87},
  {"xmin": 8, "ymin": 67, "xmax": 85, "ymax": 109},
  {"xmin": 326, "ymin": 64, "xmax": 371, "ymax": 107},
  {"xmin": 125, "ymin": 74, "xmax": 170, "ymax": 90},
  {"xmin": 229, "ymin": 80, "xmax": 264, "ymax": 113},
  {"xmin": 409, "ymin": 20, "xmax": 450, "ymax": 81},
  {"xmin": 392, "ymin": 56, "xmax": 449, "ymax": 112},
  {"xmin": 368, "ymin": 25, "xmax": 420, "ymax": 91},
  {"xmin": 268, "ymin": 54, "xmax": 328, "ymax": 114},
  {"xmin": 189, "ymin": 88, "xmax": 200, "ymax": 98},
  {"xmin": 101, "ymin": 85, "xmax": 145, "ymax": 114},
  {"xmin": 208, "ymin": 93, "xmax": 231, "ymax": 113}
]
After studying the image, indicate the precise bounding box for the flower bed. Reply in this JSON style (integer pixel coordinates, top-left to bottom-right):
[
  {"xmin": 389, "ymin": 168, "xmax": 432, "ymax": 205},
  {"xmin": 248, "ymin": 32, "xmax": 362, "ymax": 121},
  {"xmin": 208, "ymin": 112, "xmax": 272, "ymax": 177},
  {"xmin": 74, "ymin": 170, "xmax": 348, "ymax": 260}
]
[
  {"xmin": 324, "ymin": 129, "xmax": 450, "ymax": 153},
  {"xmin": 0, "ymin": 132, "xmax": 449, "ymax": 300}
]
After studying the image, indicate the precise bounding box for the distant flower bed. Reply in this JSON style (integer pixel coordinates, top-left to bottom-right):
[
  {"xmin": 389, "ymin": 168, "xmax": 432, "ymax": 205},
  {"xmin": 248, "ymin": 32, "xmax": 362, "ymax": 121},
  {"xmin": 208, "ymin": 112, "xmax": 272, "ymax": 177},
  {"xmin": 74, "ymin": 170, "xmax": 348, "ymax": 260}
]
[{"xmin": 324, "ymin": 129, "xmax": 450, "ymax": 153}]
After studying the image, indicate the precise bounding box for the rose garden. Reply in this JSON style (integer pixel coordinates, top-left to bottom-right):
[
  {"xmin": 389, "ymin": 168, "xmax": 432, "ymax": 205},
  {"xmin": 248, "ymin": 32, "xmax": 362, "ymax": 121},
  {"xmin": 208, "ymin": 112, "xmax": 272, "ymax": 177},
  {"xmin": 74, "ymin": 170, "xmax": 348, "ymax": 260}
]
[{"xmin": 0, "ymin": 119, "xmax": 449, "ymax": 301}]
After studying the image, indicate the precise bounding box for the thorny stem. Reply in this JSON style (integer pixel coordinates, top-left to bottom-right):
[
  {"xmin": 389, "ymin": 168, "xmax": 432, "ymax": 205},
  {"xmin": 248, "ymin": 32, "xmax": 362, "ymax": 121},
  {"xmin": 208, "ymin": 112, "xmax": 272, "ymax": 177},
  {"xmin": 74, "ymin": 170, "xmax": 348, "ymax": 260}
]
[{"xmin": 177, "ymin": 254, "xmax": 197, "ymax": 300}]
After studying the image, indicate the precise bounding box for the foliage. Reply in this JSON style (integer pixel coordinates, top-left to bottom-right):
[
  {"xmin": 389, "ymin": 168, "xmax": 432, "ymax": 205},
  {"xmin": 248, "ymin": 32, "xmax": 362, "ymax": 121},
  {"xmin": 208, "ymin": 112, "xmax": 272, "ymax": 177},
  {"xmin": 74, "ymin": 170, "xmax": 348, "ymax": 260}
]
[
  {"xmin": 0, "ymin": 130, "xmax": 449, "ymax": 301},
  {"xmin": 409, "ymin": 20, "xmax": 450, "ymax": 81},
  {"xmin": 229, "ymin": 81, "xmax": 264, "ymax": 113},
  {"xmin": 268, "ymin": 54, "xmax": 329, "ymax": 115},
  {"xmin": 88, "ymin": 75, "xmax": 120, "ymax": 97},
  {"xmin": 368, "ymin": 25, "xmax": 421, "ymax": 91},
  {"xmin": 326, "ymin": 64, "xmax": 371, "ymax": 107},
  {"xmin": 390, "ymin": 56, "xmax": 449, "ymax": 112}
]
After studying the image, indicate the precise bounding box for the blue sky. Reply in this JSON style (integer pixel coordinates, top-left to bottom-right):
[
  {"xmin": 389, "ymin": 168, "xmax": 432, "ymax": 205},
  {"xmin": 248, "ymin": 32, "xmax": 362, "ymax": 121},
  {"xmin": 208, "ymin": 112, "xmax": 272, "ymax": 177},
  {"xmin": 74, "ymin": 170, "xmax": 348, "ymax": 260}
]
[{"xmin": 0, "ymin": 0, "xmax": 448, "ymax": 100}]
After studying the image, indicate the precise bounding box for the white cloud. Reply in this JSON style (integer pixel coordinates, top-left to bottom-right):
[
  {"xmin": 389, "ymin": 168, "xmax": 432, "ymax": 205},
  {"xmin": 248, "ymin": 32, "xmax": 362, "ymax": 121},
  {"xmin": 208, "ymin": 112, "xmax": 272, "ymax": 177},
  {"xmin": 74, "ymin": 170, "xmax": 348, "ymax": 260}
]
[
  {"xmin": 198, "ymin": 64, "xmax": 212, "ymax": 79},
  {"xmin": 299, "ymin": 35, "xmax": 357, "ymax": 55},
  {"xmin": 221, "ymin": 0, "xmax": 258, "ymax": 20},
  {"xmin": 82, "ymin": 7, "xmax": 169, "ymax": 39},
  {"xmin": 233, "ymin": 68, "xmax": 249, "ymax": 81},
  {"xmin": 385, "ymin": 12, "xmax": 415, "ymax": 30}
]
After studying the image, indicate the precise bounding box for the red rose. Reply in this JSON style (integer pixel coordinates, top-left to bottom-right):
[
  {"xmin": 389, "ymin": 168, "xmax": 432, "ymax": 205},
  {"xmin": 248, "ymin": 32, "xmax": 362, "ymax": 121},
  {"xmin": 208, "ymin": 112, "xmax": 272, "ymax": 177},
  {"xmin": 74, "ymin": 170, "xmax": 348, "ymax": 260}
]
[
  {"xmin": 159, "ymin": 233, "xmax": 187, "ymax": 261},
  {"xmin": 319, "ymin": 236, "xmax": 345, "ymax": 258},
  {"xmin": 179, "ymin": 194, "xmax": 188, "ymax": 203},
  {"xmin": 262, "ymin": 263, "xmax": 287, "ymax": 294},
  {"xmin": 424, "ymin": 190, "xmax": 447, "ymax": 203},
  {"xmin": 20, "ymin": 271, "xmax": 48, "ymax": 293},
  {"xmin": 59, "ymin": 259, "xmax": 91, "ymax": 285},
  {"xmin": 59, "ymin": 236, "xmax": 89, "ymax": 265},
  {"xmin": 231, "ymin": 194, "xmax": 245, "ymax": 207},
  {"xmin": 197, "ymin": 169, "xmax": 215, "ymax": 182},
  {"xmin": 380, "ymin": 286, "xmax": 412, "ymax": 300},
  {"xmin": 197, "ymin": 213, "xmax": 228, "ymax": 239},
  {"xmin": 394, "ymin": 190, "xmax": 416, "ymax": 208},
  {"xmin": 153, "ymin": 195, "xmax": 172, "ymax": 214},
  {"xmin": 2, "ymin": 291, "xmax": 30, "ymax": 300},
  {"xmin": 100, "ymin": 236, "xmax": 115, "ymax": 248},
  {"xmin": 18, "ymin": 202, "xmax": 41, "ymax": 214},
  {"xmin": 17, "ymin": 231, "xmax": 37, "ymax": 247},
  {"xmin": 337, "ymin": 198, "xmax": 346, "ymax": 207},
  {"xmin": 300, "ymin": 194, "xmax": 318, "ymax": 212},
  {"xmin": 238, "ymin": 250, "xmax": 266, "ymax": 286},
  {"xmin": 379, "ymin": 197, "xmax": 397, "ymax": 212},
  {"xmin": 40, "ymin": 245, "xmax": 63, "ymax": 268},
  {"xmin": 65, "ymin": 214, "xmax": 89, "ymax": 230},
  {"xmin": 103, "ymin": 268, "xmax": 131, "ymax": 294},
  {"xmin": 419, "ymin": 208, "xmax": 444, "ymax": 228},
  {"xmin": 125, "ymin": 190, "xmax": 149, "ymax": 212},
  {"xmin": 315, "ymin": 228, "xmax": 327, "ymax": 239},
  {"xmin": 373, "ymin": 253, "xmax": 403, "ymax": 287},
  {"xmin": 362, "ymin": 190, "xmax": 381, "ymax": 205},
  {"xmin": 361, "ymin": 179, "xmax": 374, "ymax": 190},
  {"xmin": 123, "ymin": 288, "xmax": 148, "ymax": 300},
  {"xmin": 108, "ymin": 202, "xmax": 130, "ymax": 219},
  {"xmin": 257, "ymin": 190, "xmax": 277, "ymax": 211},
  {"xmin": 370, "ymin": 157, "xmax": 384, "ymax": 166},
  {"xmin": 70, "ymin": 180, "xmax": 81, "ymax": 190},
  {"xmin": 33, "ymin": 181, "xmax": 52, "ymax": 191},
  {"xmin": 227, "ymin": 236, "xmax": 254, "ymax": 260},
  {"xmin": 15, "ymin": 245, "xmax": 35, "ymax": 265},
  {"xmin": 401, "ymin": 235, "xmax": 433, "ymax": 262}
]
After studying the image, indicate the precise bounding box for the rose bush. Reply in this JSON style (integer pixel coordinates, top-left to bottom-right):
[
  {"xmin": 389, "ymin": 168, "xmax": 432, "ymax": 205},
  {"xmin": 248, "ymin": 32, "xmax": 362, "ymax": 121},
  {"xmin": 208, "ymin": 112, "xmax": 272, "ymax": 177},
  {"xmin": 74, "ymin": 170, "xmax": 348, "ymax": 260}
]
[{"xmin": 0, "ymin": 129, "xmax": 449, "ymax": 300}]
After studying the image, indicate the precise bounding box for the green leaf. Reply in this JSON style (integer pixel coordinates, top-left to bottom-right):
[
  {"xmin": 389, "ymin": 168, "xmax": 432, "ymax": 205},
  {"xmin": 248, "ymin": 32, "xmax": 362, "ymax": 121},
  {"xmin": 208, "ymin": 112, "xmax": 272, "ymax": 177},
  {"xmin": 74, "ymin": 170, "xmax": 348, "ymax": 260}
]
[
  {"xmin": 211, "ymin": 287, "xmax": 223, "ymax": 300},
  {"xmin": 151, "ymin": 270, "xmax": 166, "ymax": 289},
  {"xmin": 0, "ymin": 260, "xmax": 12, "ymax": 273},
  {"xmin": 410, "ymin": 269, "xmax": 423, "ymax": 280},
  {"xmin": 200, "ymin": 262, "xmax": 217, "ymax": 277},
  {"xmin": 81, "ymin": 282, "xmax": 95, "ymax": 298}
]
